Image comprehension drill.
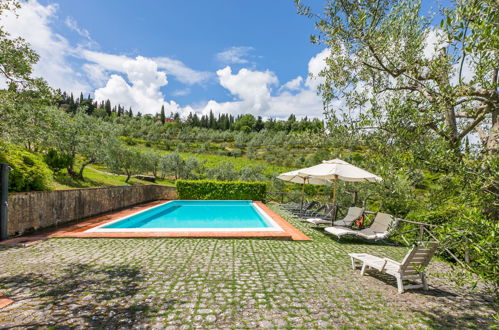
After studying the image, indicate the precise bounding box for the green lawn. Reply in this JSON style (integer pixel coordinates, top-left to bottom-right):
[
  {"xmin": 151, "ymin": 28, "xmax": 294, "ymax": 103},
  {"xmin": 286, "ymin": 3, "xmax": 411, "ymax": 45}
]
[
  {"xmin": 51, "ymin": 166, "xmax": 175, "ymax": 190},
  {"xmin": 0, "ymin": 206, "xmax": 495, "ymax": 328}
]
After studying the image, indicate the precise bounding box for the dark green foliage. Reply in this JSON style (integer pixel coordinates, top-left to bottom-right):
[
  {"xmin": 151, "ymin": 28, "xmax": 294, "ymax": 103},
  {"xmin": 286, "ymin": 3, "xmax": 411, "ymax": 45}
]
[
  {"xmin": 43, "ymin": 149, "xmax": 72, "ymax": 174},
  {"xmin": 0, "ymin": 144, "xmax": 52, "ymax": 192},
  {"xmin": 160, "ymin": 105, "xmax": 165, "ymax": 124},
  {"xmin": 177, "ymin": 179, "xmax": 268, "ymax": 201}
]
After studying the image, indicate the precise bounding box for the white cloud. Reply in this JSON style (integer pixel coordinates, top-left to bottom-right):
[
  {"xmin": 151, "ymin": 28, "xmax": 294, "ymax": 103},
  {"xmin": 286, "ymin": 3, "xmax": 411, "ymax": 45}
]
[
  {"xmin": 281, "ymin": 76, "xmax": 303, "ymax": 91},
  {"xmin": 1, "ymin": 1, "xmax": 90, "ymax": 94},
  {"xmin": 80, "ymin": 50, "xmax": 130, "ymax": 72},
  {"xmin": 64, "ymin": 16, "xmax": 96, "ymax": 48},
  {"xmin": 306, "ymin": 48, "xmax": 330, "ymax": 89},
  {"xmin": 423, "ymin": 29, "xmax": 448, "ymax": 59},
  {"xmin": 192, "ymin": 50, "xmax": 328, "ymax": 118},
  {"xmin": 153, "ymin": 57, "xmax": 211, "ymax": 85},
  {"xmin": 216, "ymin": 46, "xmax": 254, "ymax": 64},
  {"xmin": 217, "ymin": 66, "xmax": 278, "ymax": 110},
  {"xmin": 94, "ymin": 56, "xmax": 172, "ymax": 114},
  {"xmin": 172, "ymin": 88, "xmax": 191, "ymax": 97},
  {"xmin": 81, "ymin": 63, "xmax": 108, "ymax": 86},
  {"xmin": 80, "ymin": 50, "xmax": 210, "ymax": 86}
]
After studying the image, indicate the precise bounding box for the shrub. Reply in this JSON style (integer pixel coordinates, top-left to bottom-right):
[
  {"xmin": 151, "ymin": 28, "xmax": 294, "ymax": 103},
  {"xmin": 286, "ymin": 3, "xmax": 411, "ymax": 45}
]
[
  {"xmin": 176, "ymin": 179, "xmax": 268, "ymax": 201},
  {"xmin": 0, "ymin": 144, "xmax": 53, "ymax": 192},
  {"xmin": 43, "ymin": 149, "xmax": 72, "ymax": 174}
]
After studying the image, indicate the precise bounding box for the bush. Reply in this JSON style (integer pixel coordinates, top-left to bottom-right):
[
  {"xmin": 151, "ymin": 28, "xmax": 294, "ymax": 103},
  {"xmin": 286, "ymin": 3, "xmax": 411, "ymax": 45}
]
[
  {"xmin": 0, "ymin": 144, "xmax": 53, "ymax": 192},
  {"xmin": 176, "ymin": 179, "xmax": 268, "ymax": 201},
  {"xmin": 43, "ymin": 149, "xmax": 72, "ymax": 174}
]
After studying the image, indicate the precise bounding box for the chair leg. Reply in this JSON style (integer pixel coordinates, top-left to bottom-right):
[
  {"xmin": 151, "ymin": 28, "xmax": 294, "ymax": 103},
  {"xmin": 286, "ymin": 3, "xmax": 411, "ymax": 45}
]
[
  {"xmin": 350, "ymin": 257, "xmax": 356, "ymax": 270},
  {"xmin": 360, "ymin": 263, "xmax": 367, "ymax": 276},
  {"xmin": 421, "ymin": 273, "xmax": 428, "ymax": 290},
  {"xmin": 396, "ymin": 276, "xmax": 404, "ymax": 293}
]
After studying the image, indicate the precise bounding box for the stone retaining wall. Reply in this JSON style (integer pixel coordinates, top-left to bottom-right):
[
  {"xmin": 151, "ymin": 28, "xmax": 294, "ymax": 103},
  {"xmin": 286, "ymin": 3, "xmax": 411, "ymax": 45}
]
[{"xmin": 7, "ymin": 185, "xmax": 176, "ymax": 236}]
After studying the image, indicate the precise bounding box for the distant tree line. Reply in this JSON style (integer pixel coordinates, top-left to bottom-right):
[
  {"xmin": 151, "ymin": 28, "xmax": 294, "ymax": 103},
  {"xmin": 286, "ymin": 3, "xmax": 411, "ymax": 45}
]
[{"xmin": 55, "ymin": 90, "xmax": 325, "ymax": 134}]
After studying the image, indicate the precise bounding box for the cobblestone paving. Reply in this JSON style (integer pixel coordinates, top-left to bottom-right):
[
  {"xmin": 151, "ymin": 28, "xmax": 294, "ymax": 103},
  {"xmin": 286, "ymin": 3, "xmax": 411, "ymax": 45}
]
[{"xmin": 0, "ymin": 206, "xmax": 496, "ymax": 329}]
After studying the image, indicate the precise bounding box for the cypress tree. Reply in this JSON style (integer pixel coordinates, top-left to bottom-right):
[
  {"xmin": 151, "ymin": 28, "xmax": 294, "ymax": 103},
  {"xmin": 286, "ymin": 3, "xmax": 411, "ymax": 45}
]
[
  {"xmin": 160, "ymin": 105, "xmax": 166, "ymax": 124},
  {"xmin": 105, "ymin": 100, "xmax": 112, "ymax": 116}
]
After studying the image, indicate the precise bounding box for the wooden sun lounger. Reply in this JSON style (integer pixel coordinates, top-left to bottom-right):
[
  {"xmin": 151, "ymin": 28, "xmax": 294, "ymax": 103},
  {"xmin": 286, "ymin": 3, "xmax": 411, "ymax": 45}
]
[{"xmin": 349, "ymin": 241, "xmax": 439, "ymax": 293}]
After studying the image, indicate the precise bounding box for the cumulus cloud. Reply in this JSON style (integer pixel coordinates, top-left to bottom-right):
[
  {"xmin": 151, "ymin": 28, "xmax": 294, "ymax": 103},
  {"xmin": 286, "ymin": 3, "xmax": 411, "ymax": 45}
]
[
  {"xmin": 153, "ymin": 57, "xmax": 211, "ymax": 85},
  {"xmin": 0, "ymin": 1, "xmax": 90, "ymax": 94},
  {"xmin": 94, "ymin": 56, "xmax": 175, "ymax": 114},
  {"xmin": 306, "ymin": 48, "xmax": 330, "ymax": 89},
  {"xmin": 193, "ymin": 49, "xmax": 328, "ymax": 118},
  {"xmin": 217, "ymin": 66, "xmax": 278, "ymax": 110},
  {"xmin": 80, "ymin": 50, "xmax": 211, "ymax": 86},
  {"xmin": 216, "ymin": 46, "xmax": 254, "ymax": 64},
  {"xmin": 280, "ymin": 76, "xmax": 303, "ymax": 91}
]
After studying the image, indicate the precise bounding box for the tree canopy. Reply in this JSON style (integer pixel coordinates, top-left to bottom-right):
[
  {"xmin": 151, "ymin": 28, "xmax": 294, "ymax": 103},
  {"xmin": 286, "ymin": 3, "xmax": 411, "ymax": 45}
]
[{"xmin": 297, "ymin": 0, "xmax": 498, "ymax": 155}]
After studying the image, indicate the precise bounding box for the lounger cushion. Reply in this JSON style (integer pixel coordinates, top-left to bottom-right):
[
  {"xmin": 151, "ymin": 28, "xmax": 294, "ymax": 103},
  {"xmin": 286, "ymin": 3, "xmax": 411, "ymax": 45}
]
[
  {"xmin": 306, "ymin": 218, "xmax": 331, "ymax": 225},
  {"xmin": 324, "ymin": 227, "xmax": 357, "ymax": 236}
]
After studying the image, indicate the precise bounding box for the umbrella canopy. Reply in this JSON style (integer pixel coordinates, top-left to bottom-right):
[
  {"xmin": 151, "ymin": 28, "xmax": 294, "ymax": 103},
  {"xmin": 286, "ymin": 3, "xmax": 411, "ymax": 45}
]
[
  {"xmin": 277, "ymin": 170, "xmax": 332, "ymax": 186},
  {"xmin": 297, "ymin": 159, "xmax": 382, "ymax": 214},
  {"xmin": 297, "ymin": 159, "xmax": 383, "ymax": 182},
  {"xmin": 277, "ymin": 170, "xmax": 331, "ymax": 214}
]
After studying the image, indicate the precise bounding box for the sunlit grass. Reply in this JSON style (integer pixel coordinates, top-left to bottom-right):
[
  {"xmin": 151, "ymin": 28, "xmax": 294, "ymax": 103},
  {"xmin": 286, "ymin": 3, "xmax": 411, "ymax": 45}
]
[{"xmin": 51, "ymin": 166, "xmax": 174, "ymax": 190}]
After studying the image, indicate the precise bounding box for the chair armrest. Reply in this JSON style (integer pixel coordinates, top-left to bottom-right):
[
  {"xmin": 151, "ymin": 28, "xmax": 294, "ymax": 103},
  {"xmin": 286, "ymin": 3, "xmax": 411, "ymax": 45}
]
[{"xmin": 383, "ymin": 258, "xmax": 400, "ymax": 266}]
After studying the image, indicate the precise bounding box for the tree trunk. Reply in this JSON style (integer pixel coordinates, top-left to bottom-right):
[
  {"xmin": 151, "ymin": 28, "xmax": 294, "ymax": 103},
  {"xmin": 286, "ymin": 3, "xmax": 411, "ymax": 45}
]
[
  {"xmin": 67, "ymin": 165, "xmax": 77, "ymax": 178},
  {"xmin": 487, "ymin": 108, "xmax": 499, "ymax": 154},
  {"xmin": 125, "ymin": 173, "xmax": 131, "ymax": 183},
  {"xmin": 78, "ymin": 159, "xmax": 95, "ymax": 180},
  {"xmin": 66, "ymin": 156, "xmax": 77, "ymax": 178}
]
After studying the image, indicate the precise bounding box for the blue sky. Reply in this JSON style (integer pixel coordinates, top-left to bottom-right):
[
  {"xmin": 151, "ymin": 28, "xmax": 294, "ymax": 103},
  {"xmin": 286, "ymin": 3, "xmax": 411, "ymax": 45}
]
[{"xmin": 3, "ymin": 0, "xmax": 447, "ymax": 118}]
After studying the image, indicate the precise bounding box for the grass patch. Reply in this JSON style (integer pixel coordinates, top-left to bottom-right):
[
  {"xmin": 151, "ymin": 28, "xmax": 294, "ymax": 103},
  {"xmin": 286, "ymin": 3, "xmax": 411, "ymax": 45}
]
[{"xmin": 51, "ymin": 166, "xmax": 171, "ymax": 190}]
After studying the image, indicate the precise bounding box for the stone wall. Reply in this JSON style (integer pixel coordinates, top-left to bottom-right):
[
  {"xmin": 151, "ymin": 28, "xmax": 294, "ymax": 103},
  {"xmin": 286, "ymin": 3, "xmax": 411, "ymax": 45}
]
[{"xmin": 7, "ymin": 185, "xmax": 176, "ymax": 236}]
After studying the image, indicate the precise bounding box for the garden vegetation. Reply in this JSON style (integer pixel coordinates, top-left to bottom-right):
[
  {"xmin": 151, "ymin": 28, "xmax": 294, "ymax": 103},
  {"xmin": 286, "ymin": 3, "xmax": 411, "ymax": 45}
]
[{"xmin": 0, "ymin": 0, "xmax": 497, "ymax": 286}]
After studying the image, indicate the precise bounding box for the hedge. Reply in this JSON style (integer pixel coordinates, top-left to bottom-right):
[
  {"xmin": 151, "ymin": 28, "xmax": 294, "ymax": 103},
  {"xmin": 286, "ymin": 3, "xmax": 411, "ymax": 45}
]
[
  {"xmin": 0, "ymin": 143, "xmax": 53, "ymax": 192},
  {"xmin": 176, "ymin": 179, "xmax": 268, "ymax": 201}
]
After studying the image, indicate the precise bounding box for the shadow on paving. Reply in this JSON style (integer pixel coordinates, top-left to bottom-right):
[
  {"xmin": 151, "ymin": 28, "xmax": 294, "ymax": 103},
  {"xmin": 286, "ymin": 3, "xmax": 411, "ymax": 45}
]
[
  {"xmin": 413, "ymin": 293, "xmax": 497, "ymax": 328},
  {"xmin": 363, "ymin": 271, "xmax": 497, "ymax": 328},
  {"xmin": 1, "ymin": 263, "xmax": 177, "ymax": 328}
]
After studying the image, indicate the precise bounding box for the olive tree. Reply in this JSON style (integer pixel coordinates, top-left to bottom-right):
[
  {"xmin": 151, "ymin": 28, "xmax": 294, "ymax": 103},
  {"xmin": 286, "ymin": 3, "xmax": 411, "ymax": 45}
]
[
  {"xmin": 296, "ymin": 0, "xmax": 498, "ymax": 156},
  {"xmin": 106, "ymin": 145, "xmax": 143, "ymax": 183}
]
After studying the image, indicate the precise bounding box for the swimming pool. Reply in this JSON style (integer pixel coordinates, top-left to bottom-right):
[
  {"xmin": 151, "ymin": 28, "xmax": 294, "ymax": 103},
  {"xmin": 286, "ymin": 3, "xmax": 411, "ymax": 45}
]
[{"xmin": 86, "ymin": 200, "xmax": 284, "ymax": 233}]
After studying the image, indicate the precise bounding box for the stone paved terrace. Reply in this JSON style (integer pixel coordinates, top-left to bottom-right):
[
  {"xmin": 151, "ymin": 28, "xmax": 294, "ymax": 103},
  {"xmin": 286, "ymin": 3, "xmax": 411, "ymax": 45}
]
[{"xmin": 0, "ymin": 205, "xmax": 496, "ymax": 328}]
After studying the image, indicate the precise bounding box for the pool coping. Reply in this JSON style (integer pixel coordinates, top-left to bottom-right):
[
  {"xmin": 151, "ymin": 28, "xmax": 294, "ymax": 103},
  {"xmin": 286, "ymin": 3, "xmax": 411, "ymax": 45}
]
[{"xmin": 2, "ymin": 200, "xmax": 310, "ymax": 242}]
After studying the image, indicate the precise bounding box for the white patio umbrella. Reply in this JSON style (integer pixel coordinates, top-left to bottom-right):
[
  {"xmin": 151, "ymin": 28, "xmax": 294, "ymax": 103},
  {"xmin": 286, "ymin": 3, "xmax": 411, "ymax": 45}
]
[
  {"xmin": 297, "ymin": 158, "xmax": 383, "ymax": 206},
  {"xmin": 277, "ymin": 169, "xmax": 332, "ymax": 212}
]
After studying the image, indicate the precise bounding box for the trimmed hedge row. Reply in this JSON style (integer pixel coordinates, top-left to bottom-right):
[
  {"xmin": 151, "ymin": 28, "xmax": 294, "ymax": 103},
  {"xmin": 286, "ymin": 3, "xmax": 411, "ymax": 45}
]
[{"xmin": 176, "ymin": 179, "xmax": 268, "ymax": 201}]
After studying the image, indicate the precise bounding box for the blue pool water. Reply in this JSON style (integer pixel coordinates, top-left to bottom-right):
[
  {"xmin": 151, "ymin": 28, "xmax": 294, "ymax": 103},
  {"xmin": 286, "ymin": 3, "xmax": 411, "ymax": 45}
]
[{"xmin": 102, "ymin": 200, "xmax": 272, "ymax": 229}]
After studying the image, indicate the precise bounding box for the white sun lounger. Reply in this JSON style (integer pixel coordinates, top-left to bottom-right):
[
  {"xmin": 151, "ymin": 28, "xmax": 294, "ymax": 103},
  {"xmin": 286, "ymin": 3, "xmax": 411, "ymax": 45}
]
[
  {"xmin": 307, "ymin": 206, "xmax": 364, "ymax": 226},
  {"xmin": 324, "ymin": 212, "xmax": 397, "ymax": 240},
  {"xmin": 349, "ymin": 241, "xmax": 439, "ymax": 293}
]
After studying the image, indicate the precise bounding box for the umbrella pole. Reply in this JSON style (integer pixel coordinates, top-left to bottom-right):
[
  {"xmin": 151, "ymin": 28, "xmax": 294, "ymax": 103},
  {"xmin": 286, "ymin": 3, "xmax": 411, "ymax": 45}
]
[
  {"xmin": 300, "ymin": 180, "xmax": 305, "ymax": 215},
  {"xmin": 332, "ymin": 180, "xmax": 337, "ymax": 205},
  {"xmin": 332, "ymin": 178, "xmax": 338, "ymax": 220}
]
